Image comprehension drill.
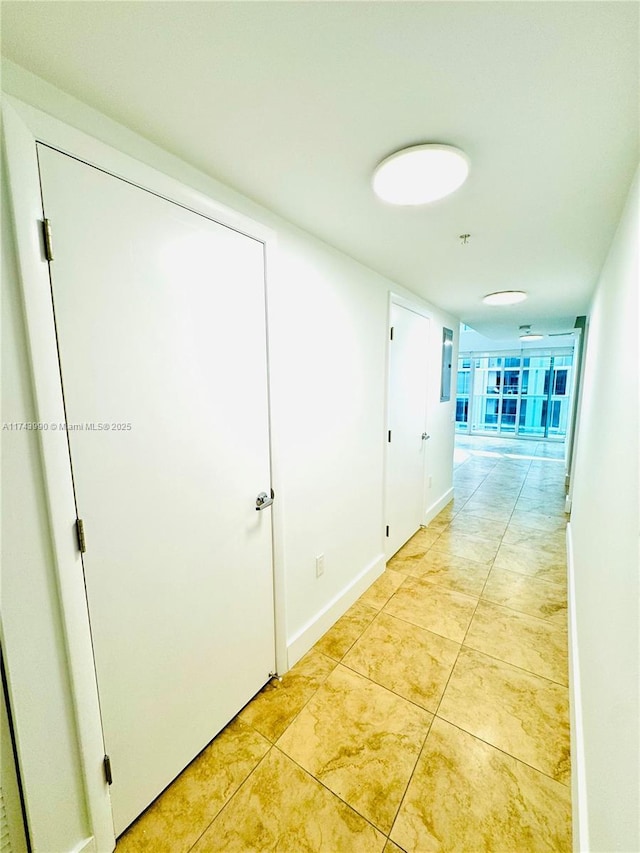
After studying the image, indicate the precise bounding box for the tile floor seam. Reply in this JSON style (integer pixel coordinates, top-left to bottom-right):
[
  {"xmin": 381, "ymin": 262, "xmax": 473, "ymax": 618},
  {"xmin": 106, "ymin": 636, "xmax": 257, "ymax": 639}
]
[
  {"xmin": 320, "ymin": 610, "xmax": 381, "ymax": 664},
  {"xmin": 429, "ymin": 447, "xmax": 534, "ymax": 722},
  {"xmin": 392, "ymin": 557, "xmax": 486, "ymax": 596},
  {"xmin": 490, "ymin": 563, "xmax": 568, "ymax": 585},
  {"xmin": 428, "ymin": 714, "xmax": 571, "ymax": 789},
  {"xmin": 272, "ymin": 660, "xmax": 339, "ymax": 737},
  {"xmin": 371, "ymin": 603, "xmax": 466, "ymax": 650},
  {"xmin": 337, "ymin": 653, "xmax": 447, "ymax": 717},
  {"xmin": 270, "ymin": 743, "xmax": 394, "ymax": 841},
  {"xmin": 486, "ymin": 565, "xmax": 567, "ymax": 589},
  {"xmin": 386, "ymin": 714, "xmax": 436, "ymax": 843},
  {"xmin": 437, "ymin": 507, "xmax": 510, "ymax": 529},
  {"xmin": 183, "ymin": 742, "xmax": 276, "ymax": 853},
  {"xmin": 429, "ymin": 591, "xmax": 484, "ymax": 723},
  {"xmin": 429, "ymin": 528, "xmax": 504, "ymax": 562},
  {"xmin": 378, "ymin": 596, "xmax": 476, "ymax": 647},
  {"xmin": 401, "ymin": 573, "xmax": 488, "ymax": 598},
  {"xmin": 239, "ymin": 715, "xmax": 279, "ymax": 745},
  {"xmin": 440, "ymin": 439, "xmax": 571, "ymax": 790},
  {"xmin": 457, "ymin": 642, "xmax": 570, "ymax": 688},
  {"xmin": 474, "ymin": 595, "xmax": 568, "ymax": 630},
  {"xmin": 238, "ymin": 652, "xmax": 339, "ymax": 746}
]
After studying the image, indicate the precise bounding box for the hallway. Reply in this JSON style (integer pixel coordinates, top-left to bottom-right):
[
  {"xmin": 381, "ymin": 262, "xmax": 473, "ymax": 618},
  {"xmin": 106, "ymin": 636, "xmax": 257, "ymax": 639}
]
[{"xmin": 118, "ymin": 436, "xmax": 571, "ymax": 852}]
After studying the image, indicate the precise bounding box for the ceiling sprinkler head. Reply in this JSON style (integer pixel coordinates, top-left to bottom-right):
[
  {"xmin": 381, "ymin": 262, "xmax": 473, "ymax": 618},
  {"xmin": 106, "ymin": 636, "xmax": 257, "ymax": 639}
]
[{"xmin": 459, "ymin": 233, "xmax": 471, "ymax": 244}]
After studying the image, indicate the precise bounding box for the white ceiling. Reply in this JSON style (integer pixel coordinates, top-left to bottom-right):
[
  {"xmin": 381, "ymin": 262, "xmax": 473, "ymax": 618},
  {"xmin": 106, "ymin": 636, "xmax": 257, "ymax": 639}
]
[{"xmin": 2, "ymin": 1, "xmax": 638, "ymax": 337}]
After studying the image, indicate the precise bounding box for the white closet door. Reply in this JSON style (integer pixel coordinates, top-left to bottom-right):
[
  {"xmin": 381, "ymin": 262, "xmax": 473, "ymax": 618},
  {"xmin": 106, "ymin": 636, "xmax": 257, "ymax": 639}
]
[
  {"xmin": 386, "ymin": 304, "xmax": 430, "ymax": 558},
  {"xmin": 37, "ymin": 144, "xmax": 275, "ymax": 834}
]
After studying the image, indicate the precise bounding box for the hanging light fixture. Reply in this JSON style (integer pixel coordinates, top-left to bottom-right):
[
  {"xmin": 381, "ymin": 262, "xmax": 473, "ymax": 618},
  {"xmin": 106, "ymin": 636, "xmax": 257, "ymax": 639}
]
[{"xmin": 519, "ymin": 325, "xmax": 544, "ymax": 342}]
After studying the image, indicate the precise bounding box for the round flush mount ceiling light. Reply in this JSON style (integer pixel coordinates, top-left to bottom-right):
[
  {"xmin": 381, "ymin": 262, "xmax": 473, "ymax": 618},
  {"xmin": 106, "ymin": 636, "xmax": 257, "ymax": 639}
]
[
  {"xmin": 482, "ymin": 290, "xmax": 528, "ymax": 306},
  {"xmin": 372, "ymin": 144, "xmax": 470, "ymax": 205}
]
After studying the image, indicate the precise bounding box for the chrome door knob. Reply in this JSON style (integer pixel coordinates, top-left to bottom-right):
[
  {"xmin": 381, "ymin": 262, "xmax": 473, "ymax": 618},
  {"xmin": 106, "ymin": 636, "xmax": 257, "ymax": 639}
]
[{"xmin": 256, "ymin": 491, "xmax": 274, "ymax": 511}]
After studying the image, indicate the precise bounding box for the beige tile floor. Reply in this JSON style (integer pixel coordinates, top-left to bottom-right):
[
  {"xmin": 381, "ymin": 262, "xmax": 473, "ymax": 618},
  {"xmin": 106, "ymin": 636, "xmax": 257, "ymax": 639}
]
[{"xmin": 117, "ymin": 436, "xmax": 571, "ymax": 852}]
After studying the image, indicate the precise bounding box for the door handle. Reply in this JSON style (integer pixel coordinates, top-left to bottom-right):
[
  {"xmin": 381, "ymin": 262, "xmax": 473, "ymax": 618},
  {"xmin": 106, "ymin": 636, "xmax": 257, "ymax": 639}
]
[
  {"xmin": 422, "ymin": 433, "xmax": 431, "ymax": 440},
  {"xmin": 256, "ymin": 491, "xmax": 273, "ymax": 511}
]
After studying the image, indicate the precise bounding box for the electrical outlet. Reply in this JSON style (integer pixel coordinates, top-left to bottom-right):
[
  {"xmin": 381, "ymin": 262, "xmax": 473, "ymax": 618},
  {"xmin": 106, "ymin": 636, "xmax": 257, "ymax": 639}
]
[{"xmin": 316, "ymin": 554, "xmax": 325, "ymax": 578}]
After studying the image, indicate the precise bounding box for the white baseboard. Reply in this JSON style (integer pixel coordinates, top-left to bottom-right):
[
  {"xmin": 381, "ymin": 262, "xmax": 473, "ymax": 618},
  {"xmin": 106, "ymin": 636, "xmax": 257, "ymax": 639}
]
[
  {"xmin": 567, "ymin": 523, "xmax": 590, "ymax": 853},
  {"xmin": 286, "ymin": 553, "xmax": 386, "ymax": 668},
  {"xmin": 423, "ymin": 487, "xmax": 454, "ymax": 527}
]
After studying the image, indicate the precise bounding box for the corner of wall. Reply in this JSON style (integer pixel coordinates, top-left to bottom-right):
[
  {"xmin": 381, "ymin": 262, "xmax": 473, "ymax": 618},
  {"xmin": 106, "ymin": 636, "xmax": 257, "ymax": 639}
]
[
  {"xmin": 424, "ymin": 487, "xmax": 454, "ymax": 527},
  {"xmin": 286, "ymin": 552, "xmax": 385, "ymax": 668}
]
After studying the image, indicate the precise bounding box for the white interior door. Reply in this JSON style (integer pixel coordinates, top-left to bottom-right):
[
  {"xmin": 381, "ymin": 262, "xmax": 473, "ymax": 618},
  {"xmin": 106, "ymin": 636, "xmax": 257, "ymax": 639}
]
[
  {"xmin": 385, "ymin": 303, "xmax": 430, "ymax": 558},
  {"xmin": 37, "ymin": 144, "xmax": 275, "ymax": 835}
]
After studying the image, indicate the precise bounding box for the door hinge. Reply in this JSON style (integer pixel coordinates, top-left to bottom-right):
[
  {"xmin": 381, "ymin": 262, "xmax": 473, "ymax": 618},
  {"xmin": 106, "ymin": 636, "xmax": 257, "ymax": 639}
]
[
  {"xmin": 388, "ymin": 430, "xmax": 392, "ymax": 443},
  {"xmin": 103, "ymin": 754, "xmax": 113, "ymax": 786},
  {"xmin": 42, "ymin": 218, "xmax": 54, "ymax": 262},
  {"xmin": 385, "ymin": 525, "xmax": 390, "ymax": 537},
  {"xmin": 390, "ymin": 327, "xmax": 394, "ymax": 341},
  {"xmin": 76, "ymin": 518, "xmax": 87, "ymax": 553}
]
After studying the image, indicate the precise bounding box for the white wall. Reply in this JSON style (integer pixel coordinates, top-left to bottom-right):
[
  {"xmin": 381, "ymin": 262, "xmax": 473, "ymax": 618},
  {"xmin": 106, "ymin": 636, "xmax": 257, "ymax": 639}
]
[
  {"xmin": 267, "ymin": 223, "xmax": 391, "ymax": 652},
  {"xmin": 568, "ymin": 166, "xmax": 639, "ymax": 852},
  {"xmin": 1, "ymin": 61, "xmax": 458, "ymax": 852}
]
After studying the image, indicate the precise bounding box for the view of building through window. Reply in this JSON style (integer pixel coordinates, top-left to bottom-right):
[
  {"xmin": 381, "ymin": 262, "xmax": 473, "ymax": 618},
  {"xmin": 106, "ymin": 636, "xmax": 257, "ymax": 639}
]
[{"xmin": 456, "ymin": 351, "xmax": 574, "ymax": 439}]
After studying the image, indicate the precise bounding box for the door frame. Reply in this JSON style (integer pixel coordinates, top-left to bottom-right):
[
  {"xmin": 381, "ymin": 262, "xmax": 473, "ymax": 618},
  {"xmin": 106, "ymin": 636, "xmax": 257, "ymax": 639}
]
[
  {"xmin": 2, "ymin": 96, "xmax": 287, "ymax": 852},
  {"xmin": 383, "ymin": 293, "xmax": 432, "ymax": 558}
]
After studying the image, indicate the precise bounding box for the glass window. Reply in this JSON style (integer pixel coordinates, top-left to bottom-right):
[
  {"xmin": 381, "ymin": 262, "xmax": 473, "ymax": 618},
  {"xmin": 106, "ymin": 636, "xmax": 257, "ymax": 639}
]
[
  {"xmin": 456, "ymin": 399, "xmax": 469, "ymax": 423},
  {"xmin": 503, "ymin": 370, "xmax": 519, "ymax": 395},
  {"xmin": 456, "ymin": 348, "xmax": 574, "ymax": 438},
  {"xmin": 485, "ymin": 370, "xmax": 500, "ymax": 395},
  {"xmin": 526, "ymin": 364, "xmax": 549, "ymax": 395},
  {"xmin": 518, "ymin": 397, "xmax": 546, "ymax": 435},
  {"xmin": 501, "ymin": 398, "xmax": 517, "ymax": 428},
  {"xmin": 457, "ymin": 371, "xmax": 470, "ymax": 394},
  {"xmin": 519, "ymin": 399, "xmax": 527, "ymax": 426},
  {"xmin": 484, "ymin": 399, "xmax": 499, "ymax": 425},
  {"xmin": 554, "ymin": 370, "xmax": 568, "ymax": 395}
]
